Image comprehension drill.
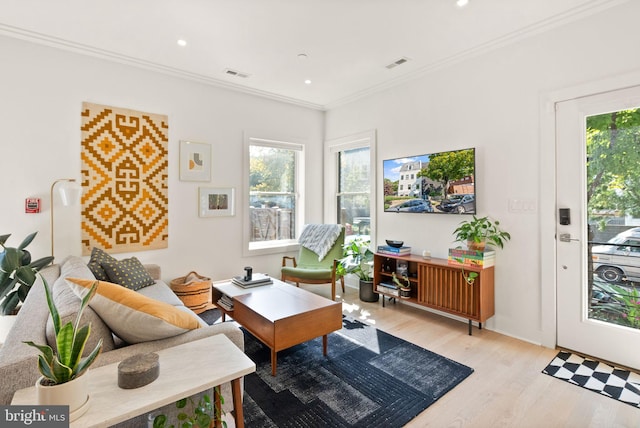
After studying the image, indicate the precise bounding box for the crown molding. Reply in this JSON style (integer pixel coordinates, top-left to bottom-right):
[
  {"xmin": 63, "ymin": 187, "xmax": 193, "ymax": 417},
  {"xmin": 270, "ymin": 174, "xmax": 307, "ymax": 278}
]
[
  {"xmin": 0, "ymin": 23, "xmax": 326, "ymax": 111},
  {"xmin": 325, "ymin": 0, "xmax": 630, "ymax": 110},
  {"xmin": 0, "ymin": 0, "xmax": 629, "ymax": 112}
]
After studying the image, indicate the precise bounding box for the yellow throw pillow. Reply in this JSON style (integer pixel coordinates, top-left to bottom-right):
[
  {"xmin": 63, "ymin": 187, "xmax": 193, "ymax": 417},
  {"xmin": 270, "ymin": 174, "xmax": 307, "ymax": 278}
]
[{"xmin": 66, "ymin": 278, "xmax": 201, "ymax": 344}]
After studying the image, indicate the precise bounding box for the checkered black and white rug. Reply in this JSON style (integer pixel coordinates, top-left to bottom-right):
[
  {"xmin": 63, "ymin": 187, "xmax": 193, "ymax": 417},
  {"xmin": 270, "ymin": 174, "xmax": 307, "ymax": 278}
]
[{"xmin": 543, "ymin": 351, "xmax": 640, "ymax": 409}]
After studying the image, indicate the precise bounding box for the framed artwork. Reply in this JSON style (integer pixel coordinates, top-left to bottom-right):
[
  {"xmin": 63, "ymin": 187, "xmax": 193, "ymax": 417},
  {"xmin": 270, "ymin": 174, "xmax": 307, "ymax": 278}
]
[
  {"xmin": 180, "ymin": 141, "xmax": 211, "ymax": 181},
  {"xmin": 199, "ymin": 187, "xmax": 235, "ymax": 217}
]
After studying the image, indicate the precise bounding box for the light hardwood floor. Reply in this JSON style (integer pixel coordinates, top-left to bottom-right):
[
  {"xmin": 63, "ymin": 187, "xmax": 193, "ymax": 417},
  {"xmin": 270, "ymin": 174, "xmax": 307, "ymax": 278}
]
[{"xmin": 301, "ymin": 283, "xmax": 639, "ymax": 428}]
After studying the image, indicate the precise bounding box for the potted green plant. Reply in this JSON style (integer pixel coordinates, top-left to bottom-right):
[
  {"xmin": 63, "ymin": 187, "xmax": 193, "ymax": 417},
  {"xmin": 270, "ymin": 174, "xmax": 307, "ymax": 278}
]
[
  {"xmin": 336, "ymin": 236, "xmax": 378, "ymax": 302},
  {"xmin": 452, "ymin": 215, "xmax": 511, "ymax": 251},
  {"xmin": 24, "ymin": 278, "xmax": 103, "ymax": 416},
  {"xmin": 0, "ymin": 232, "xmax": 54, "ymax": 315},
  {"xmin": 153, "ymin": 389, "xmax": 226, "ymax": 428}
]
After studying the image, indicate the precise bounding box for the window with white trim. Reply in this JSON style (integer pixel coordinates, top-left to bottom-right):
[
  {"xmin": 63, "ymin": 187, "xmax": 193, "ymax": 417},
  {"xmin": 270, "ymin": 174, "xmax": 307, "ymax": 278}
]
[
  {"xmin": 244, "ymin": 135, "xmax": 304, "ymax": 254},
  {"xmin": 324, "ymin": 131, "xmax": 375, "ymax": 241}
]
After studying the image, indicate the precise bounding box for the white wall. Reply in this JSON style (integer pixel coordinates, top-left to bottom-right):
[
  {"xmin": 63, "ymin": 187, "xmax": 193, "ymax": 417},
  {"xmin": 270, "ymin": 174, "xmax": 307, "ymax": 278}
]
[
  {"xmin": 325, "ymin": 1, "xmax": 640, "ymax": 344},
  {"xmin": 0, "ymin": 35, "xmax": 324, "ymax": 283}
]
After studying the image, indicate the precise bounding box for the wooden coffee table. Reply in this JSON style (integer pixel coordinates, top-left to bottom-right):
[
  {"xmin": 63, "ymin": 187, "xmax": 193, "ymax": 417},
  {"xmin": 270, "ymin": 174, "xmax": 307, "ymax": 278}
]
[{"xmin": 212, "ymin": 280, "xmax": 342, "ymax": 376}]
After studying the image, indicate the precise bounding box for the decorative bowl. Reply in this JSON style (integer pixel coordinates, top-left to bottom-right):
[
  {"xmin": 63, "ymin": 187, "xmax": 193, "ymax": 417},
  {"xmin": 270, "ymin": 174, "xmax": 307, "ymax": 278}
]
[{"xmin": 385, "ymin": 240, "xmax": 404, "ymax": 248}]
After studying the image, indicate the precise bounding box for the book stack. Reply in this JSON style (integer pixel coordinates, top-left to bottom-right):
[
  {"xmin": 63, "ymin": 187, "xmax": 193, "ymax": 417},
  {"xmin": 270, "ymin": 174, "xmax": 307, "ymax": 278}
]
[
  {"xmin": 377, "ymin": 245, "xmax": 412, "ymax": 256},
  {"xmin": 376, "ymin": 282, "xmax": 399, "ymax": 297},
  {"xmin": 216, "ymin": 294, "xmax": 234, "ymax": 311},
  {"xmin": 447, "ymin": 248, "xmax": 496, "ymax": 268},
  {"xmin": 231, "ymin": 273, "xmax": 273, "ymax": 288}
]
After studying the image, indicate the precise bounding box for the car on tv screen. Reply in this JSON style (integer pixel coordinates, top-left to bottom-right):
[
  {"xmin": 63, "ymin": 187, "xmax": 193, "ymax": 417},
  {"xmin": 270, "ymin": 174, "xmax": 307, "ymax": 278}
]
[{"xmin": 437, "ymin": 194, "xmax": 475, "ymax": 214}]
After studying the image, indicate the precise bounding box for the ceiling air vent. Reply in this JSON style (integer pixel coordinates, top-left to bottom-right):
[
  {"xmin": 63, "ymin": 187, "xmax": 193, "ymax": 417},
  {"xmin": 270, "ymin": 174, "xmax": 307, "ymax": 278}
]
[
  {"xmin": 224, "ymin": 68, "xmax": 250, "ymax": 78},
  {"xmin": 385, "ymin": 57, "xmax": 411, "ymax": 69}
]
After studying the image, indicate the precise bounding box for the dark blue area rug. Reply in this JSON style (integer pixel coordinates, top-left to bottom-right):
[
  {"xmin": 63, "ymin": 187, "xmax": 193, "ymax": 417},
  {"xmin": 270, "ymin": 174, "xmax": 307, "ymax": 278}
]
[{"xmin": 239, "ymin": 316, "xmax": 474, "ymax": 427}]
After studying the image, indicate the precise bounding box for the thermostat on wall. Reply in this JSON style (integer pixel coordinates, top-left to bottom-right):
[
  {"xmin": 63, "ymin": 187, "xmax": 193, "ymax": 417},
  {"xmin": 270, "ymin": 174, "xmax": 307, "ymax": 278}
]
[{"xmin": 25, "ymin": 198, "xmax": 41, "ymax": 213}]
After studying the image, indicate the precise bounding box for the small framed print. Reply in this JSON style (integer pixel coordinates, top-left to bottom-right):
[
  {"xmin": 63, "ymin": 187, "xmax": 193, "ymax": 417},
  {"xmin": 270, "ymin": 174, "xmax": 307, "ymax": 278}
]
[
  {"xmin": 180, "ymin": 141, "xmax": 211, "ymax": 181},
  {"xmin": 199, "ymin": 187, "xmax": 235, "ymax": 217}
]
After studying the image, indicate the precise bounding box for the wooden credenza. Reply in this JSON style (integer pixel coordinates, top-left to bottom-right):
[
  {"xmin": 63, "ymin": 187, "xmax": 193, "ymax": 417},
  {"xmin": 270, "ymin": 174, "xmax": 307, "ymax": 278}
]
[{"xmin": 373, "ymin": 253, "xmax": 494, "ymax": 335}]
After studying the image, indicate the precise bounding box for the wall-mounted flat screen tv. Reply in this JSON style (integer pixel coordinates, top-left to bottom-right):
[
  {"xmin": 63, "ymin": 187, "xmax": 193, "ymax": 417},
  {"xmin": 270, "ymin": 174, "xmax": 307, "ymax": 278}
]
[{"xmin": 383, "ymin": 148, "xmax": 475, "ymax": 214}]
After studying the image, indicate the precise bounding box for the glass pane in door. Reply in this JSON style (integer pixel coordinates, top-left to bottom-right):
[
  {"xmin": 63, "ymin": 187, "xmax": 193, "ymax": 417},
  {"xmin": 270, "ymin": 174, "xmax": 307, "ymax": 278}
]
[{"xmin": 588, "ymin": 107, "xmax": 640, "ymax": 331}]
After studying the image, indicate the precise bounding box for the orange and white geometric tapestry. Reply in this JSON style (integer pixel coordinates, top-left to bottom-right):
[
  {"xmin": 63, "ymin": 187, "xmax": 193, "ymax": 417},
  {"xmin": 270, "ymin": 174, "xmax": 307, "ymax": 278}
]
[{"xmin": 80, "ymin": 102, "xmax": 169, "ymax": 255}]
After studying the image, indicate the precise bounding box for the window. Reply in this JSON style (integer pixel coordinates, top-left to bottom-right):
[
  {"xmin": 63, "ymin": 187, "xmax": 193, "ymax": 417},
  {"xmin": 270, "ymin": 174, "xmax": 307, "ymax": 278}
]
[
  {"xmin": 325, "ymin": 130, "xmax": 376, "ymax": 241},
  {"xmin": 244, "ymin": 135, "xmax": 304, "ymax": 255},
  {"xmin": 337, "ymin": 147, "xmax": 371, "ymax": 237}
]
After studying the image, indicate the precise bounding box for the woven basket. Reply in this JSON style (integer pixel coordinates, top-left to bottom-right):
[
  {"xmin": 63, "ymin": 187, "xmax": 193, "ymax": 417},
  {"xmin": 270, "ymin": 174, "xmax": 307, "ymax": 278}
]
[{"xmin": 170, "ymin": 271, "xmax": 211, "ymax": 314}]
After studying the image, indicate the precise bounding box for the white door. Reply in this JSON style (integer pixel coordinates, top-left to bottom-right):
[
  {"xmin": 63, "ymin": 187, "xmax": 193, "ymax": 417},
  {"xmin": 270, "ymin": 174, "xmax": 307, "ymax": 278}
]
[{"xmin": 556, "ymin": 86, "xmax": 640, "ymax": 370}]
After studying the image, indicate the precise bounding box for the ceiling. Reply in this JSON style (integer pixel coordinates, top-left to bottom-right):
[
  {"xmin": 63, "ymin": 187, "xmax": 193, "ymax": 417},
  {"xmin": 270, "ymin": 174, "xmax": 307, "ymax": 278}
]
[{"xmin": 0, "ymin": 0, "xmax": 626, "ymax": 110}]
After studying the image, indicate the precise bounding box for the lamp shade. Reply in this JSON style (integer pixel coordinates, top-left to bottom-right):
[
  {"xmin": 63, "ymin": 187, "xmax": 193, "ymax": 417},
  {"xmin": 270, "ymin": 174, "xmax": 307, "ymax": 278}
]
[{"xmin": 58, "ymin": 180, "xmax": 82, "ymax": 206}]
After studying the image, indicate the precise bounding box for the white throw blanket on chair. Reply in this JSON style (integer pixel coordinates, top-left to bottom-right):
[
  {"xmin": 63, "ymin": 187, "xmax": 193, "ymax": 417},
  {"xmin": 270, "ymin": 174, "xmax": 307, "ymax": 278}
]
[{"xmin": 299, "ymin": 224, "xmax": 342, "ymax": 261}]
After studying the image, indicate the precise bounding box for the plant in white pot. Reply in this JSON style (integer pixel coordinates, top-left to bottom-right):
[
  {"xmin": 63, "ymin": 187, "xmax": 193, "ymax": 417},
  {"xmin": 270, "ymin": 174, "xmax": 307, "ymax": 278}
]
[
  {"xmin": 24, "ymin": 278, "xmax": 102, "ymax": 418},
  {"xmin": 336, "ymin": 236, "xmax": 377, "ymax": 302},
  {"xmin": 453, "ymin": 215, "xmax": 511, "ymax": 251}
]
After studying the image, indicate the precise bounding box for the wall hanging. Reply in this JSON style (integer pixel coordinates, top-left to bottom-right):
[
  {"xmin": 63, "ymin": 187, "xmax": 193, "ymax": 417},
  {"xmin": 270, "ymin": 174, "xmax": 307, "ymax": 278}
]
[{"xmin": 80, "ymin": 102, "xmax": 169, "ymax": 254}]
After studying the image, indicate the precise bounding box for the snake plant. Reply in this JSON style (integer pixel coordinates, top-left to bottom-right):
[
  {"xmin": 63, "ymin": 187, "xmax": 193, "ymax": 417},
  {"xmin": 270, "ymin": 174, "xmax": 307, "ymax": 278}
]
[{"xmin": 24, "ymin": 278, "xmax": 103, "ymax": 385}]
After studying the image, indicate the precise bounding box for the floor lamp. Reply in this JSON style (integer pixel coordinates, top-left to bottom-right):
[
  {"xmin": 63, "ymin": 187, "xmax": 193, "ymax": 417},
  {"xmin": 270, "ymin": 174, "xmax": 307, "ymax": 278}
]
[{"xmin": 50, "ymin": 178, "xmax": 82, "ymax": 257}]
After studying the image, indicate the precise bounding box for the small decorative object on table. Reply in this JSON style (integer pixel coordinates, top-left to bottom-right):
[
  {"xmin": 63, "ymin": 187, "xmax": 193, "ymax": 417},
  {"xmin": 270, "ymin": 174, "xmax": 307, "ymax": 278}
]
[
  {"xmin": 385, "ymin": 240, "xmax": 404, "ymax": 248},
  {"xmin": 396, "ymin": 260, "xmax": 409, "ymax": 276},
  {"xmin": 118, "ymin": 353, "xmax": 160, "ymax": 389}
]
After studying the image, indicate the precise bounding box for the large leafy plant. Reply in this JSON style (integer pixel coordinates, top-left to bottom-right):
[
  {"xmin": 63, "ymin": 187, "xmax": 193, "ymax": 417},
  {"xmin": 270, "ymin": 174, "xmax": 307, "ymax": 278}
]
[
  {"xmin": 24, "ymin": 279, "xmax": 103, "ymax": 385},
  {"xmin": 0, "ymin": 232, "xmax": 54, "ymax": 315},
  {"xmin": 336, "ymin": 236, "xmax": 374, "ymax": 281}
]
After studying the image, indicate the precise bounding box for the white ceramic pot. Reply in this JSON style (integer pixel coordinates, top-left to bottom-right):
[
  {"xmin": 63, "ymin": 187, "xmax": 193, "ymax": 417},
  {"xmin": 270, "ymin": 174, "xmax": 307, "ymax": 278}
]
[{"xmin": 36, "ymin": 375, "xmax": 90, "ymax": 420}]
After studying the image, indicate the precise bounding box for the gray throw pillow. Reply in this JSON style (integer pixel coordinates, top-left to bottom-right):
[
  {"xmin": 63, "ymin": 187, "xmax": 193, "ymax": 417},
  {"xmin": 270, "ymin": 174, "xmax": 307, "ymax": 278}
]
[
  {"xmin": 101, "ymin": 257, "xmax": 155, "ymax": 291},
  {"xmin": 87, "ymin": 247, "xmax": 116, "ymax": 281}
]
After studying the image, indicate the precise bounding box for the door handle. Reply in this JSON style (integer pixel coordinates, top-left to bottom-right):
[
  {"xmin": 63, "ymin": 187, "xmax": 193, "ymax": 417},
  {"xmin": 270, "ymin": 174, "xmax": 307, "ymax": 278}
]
[{"xmin": 559, "ymin": 233, "xmax": 579, "ymax": 242}]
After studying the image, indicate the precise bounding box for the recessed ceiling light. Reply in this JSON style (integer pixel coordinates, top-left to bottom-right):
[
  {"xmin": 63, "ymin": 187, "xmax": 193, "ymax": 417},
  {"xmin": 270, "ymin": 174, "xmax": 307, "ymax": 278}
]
[
  {"xmin": 456, "ymin": 0, "xmax": 469, "ymax": 7},
  {"xmin": 177, "ymin": 39, "xmax": 187, "ymax": 47},
  {"xmin": 298, "ymin": 53, "xmax": 308, "ymax": 60},
  {"xmin": 304, "ymin": 79, "xmax": 312, "ymax": 85}
]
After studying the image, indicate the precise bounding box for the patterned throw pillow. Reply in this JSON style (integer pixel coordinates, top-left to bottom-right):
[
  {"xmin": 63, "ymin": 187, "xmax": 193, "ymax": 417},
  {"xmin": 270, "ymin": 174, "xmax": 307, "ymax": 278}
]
[
  {"xmin": 66, "ymin": 277, "xmax": 201, "ymax": 344},
  {"xmin": 87, "ymin": 247, "xmax": 116, "ymax": 281},
  {"xmin": 101, "ymin": 257, "xmax": 155, "ymax": 291}
]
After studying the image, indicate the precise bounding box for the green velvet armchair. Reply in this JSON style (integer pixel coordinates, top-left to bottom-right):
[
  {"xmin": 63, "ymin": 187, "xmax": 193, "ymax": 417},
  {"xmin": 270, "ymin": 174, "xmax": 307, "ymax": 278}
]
[{"xmin": 281, "ymin": 227, "xmax": 345, "ymax": 301}]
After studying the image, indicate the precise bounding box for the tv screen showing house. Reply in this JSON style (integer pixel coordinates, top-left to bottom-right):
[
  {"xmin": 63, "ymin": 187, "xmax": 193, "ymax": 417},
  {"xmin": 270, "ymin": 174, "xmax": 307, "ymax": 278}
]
[{"xmin": 383, "ymin": 148, "xmax": 476, "ymax": 214}]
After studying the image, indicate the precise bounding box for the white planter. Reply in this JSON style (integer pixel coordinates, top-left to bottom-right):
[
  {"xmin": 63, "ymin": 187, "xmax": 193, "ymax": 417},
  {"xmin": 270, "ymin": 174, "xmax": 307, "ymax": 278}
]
[{"xmin": 36, "ymin": 375, "xmax": 90, "ymax": 421}]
